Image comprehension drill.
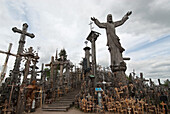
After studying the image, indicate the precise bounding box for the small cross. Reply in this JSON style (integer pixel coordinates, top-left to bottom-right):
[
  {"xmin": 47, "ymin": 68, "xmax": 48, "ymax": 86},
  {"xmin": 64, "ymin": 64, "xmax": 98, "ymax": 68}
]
[
  {"xmin": 89, "ymin": 21, "xmax": 94, "ymax": 31},
  {"xmin": 84, "ymin": 41, "xmax": 88, "ymax": 47},
  {"xmin": 132, "ymin": 69, "xmax": 135, "ymax": 76}
]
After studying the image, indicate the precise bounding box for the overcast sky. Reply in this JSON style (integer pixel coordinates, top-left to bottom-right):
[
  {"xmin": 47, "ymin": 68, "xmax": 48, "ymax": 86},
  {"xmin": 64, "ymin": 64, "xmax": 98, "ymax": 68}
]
[{"xmin": 0, "ymin": 0, "xmax": 170, "ymax": 84}]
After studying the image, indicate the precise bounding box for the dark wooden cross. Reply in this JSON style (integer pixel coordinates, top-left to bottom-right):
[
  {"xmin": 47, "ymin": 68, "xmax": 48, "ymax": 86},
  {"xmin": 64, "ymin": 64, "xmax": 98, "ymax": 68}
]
[
  {"xmin": 16, "ymin": 47, "xmax": 37, "ymax": 114},
  {"xmin": 22, "ymin": 47, "xmax": 35, "ymax": 85},
  {"xmin": 8, "ymin": 82, "xmax": 18, "ymax": 107},
  {"xmin": 30, "ymin": 53, "xmax": 40, "ymax": 82},
  {"xmin": 12, "ymin": 23, "xmax": 35, "ymax": 84},
  {"xmin": 45, "ymin": 56, "xmax": 55, "ymax": 87},
  {"xmin": 45, "ymin": 56, "xmax": 57, "ymax": 100},
  {"xmin": 2, "ymin": 99, "xmax": 13, "ymax": 114}
]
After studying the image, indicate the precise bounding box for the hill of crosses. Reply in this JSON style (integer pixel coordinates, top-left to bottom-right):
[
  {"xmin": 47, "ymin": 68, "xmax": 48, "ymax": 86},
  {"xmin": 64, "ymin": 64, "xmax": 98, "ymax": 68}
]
[{"xmin": 0, "ymin": 11, "xmax": 169, "ymax": 114}]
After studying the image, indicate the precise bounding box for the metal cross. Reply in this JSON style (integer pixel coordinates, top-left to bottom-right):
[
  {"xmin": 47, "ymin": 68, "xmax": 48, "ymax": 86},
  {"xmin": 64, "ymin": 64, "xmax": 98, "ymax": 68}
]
[
  {"xmin": 84, "ymin": 41, "xmax": 88, "ymax": 47},
  {"xmin": 89, "ymin": 21, "xmax": 94, "ymax": 31}
]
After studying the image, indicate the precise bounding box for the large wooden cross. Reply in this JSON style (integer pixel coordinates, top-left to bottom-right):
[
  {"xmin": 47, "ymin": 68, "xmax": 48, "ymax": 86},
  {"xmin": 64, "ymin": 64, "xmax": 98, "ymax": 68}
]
[
  {"xmin": 8, "ymin": 82, "xmax": 18, "ymax": 107},
  {"xmin": 0, "ymin": 43, "xmax": 17, "ymax": 82},
  {"xmin": 45, "ymin": 56, "xmax": 55, "ymax": 87},
  {"xmin": 22, "ymin": 47, "xmax": 35, "ymax": 85},
  {"xmin": 45, "ymin": 56, "xmax": 58, "ymax": 100},
  {"xmin": 12, "ymin": 23, "xmax": 35, "ymax": 84}
]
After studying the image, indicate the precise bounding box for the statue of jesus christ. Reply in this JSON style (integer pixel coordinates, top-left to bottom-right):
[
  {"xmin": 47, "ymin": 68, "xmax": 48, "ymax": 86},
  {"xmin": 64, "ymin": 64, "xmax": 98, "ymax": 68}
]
[{"xmin": 91, "ymin": 11, "xmax": 132, "ymax": 69}]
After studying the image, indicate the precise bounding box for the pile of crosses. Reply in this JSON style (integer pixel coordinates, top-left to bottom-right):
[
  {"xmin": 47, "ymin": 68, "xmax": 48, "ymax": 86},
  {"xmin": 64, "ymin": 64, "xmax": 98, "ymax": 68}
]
[
  {"xmin": 75, "ymin": 71, "xmax": 170, "ymax": 113},
  {"xmin": 74, "ymin": 30, "xmax": 170, "ymax": 113},
  {"xmin": 42, "ymin": 49, "xmax": 82, "ymax": 104},
  {"xmin": 0, "ymin": 23, "xmax": 44, "ymax": 114}
]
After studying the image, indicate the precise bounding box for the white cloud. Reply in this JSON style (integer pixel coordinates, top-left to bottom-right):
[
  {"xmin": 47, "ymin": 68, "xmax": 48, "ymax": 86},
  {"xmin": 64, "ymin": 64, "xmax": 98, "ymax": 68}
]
[{"xmin": 0, "ymin": 0, "xmax": 170, "ymax": 84}]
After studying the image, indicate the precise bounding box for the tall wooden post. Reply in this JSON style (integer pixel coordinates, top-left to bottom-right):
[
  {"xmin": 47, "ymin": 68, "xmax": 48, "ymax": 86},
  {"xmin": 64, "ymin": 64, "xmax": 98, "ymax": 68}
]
[{"xmin": 87, "ymin": 31, "xmax": 100, "ymax": 87}]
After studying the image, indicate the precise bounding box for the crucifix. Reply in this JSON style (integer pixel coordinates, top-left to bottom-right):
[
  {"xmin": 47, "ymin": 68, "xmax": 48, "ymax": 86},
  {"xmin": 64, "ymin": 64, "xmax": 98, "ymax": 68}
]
[
  {"xmin": 11, "ymin": 23, "xmax": 35, "ymax": 84},
  {"xmin": 30, "ymin": 53, "xmax": 40, "ymax": 83},
  {"xmin": 22, "ymin": 47, "xmax": 36, "ymax": 84},
  {"xmin": 45, "ymin": 56, "xmax": 56, "ymax": 100},
  {"xmin": 8, "ymin": 82, "xmax": 18, "ymax": 108},
  {"xmin": 16, "ymin": 47, "xmax": 37, "ymax": 114},
  {"xmin": 0, "ymin": 43, "xmax": 17, "ymax": 83},
  {"xmin": 58, "ymin": 55, "xmax": 70, "ymax": 93},
  {"xmin": 2, "ymin": 99, "xmax": 13, "ymax": 114}
]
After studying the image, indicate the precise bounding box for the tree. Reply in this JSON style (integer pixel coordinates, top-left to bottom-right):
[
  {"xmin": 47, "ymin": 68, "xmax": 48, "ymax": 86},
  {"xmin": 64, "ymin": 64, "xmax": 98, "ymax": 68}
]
[
  {"xmin": 59, "ymin": 49, "xmax": 67, "ymax": 61},
  {"xmin": 163, "ymin": 79, "xmax": 170, "ymax": 87},
  {"xmin": 44, "ymin": 68, "xmax": 50, "ymax": 80}
]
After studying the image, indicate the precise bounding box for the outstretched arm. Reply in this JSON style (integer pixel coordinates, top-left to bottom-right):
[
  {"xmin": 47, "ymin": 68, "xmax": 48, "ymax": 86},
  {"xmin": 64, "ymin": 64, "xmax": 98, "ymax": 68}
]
[
  {"xmin": 91, "ymin": 17, "xmax": 106, "ymax": 28},
  {"xmin": 115, "ymin": 11, "xmax": 132, "ymax": 27}
]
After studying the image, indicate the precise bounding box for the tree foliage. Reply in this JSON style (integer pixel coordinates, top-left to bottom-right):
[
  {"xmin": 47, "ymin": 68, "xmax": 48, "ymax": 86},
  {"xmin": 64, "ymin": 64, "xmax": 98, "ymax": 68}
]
[{"xmin": 163, "ymin": 79, "xmax": 170, "ymax": 87}]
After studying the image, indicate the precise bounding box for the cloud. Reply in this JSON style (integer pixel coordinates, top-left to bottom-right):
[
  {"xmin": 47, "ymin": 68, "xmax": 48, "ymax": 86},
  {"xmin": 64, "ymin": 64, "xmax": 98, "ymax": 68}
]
[{"xmin": 0, "ymin": 0, "xmax": 170, "ymax": 84}]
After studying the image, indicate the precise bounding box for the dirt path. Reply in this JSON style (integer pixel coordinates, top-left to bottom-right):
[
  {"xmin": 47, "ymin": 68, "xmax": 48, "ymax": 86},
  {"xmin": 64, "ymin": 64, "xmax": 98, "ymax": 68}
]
[{"xmin": 29, "ymin": 107, "xmax": 97, "ymax": 114}]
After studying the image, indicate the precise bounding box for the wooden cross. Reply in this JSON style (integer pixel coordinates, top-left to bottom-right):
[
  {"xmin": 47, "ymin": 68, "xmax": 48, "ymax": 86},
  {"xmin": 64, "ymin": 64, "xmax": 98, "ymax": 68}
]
[
  {"xmin": 22, "ymin": 47, "xmax": 35, "ymax": 84},
  {"xmin": 115, "ymin": 87, "xmax": 123, "ymax": 99},
  {"xmin": 0, "ymin": 43, "xmax": 17, "ymax": 82},
  {"xmin": 45, "ymin": 56, "xmax": 57, "ymax": 100},
  {"xmin": 35, "ymin": 87, "xmax": 43, "ymax": 108},
  {"xmin": 86, "ymin": 93, "xmax": 92, "ymax": 101},
  {"xmin": 57, "ymin": 88, "xmax": 63, "ymax": 98},
  {"xmin": 2, "ymin": 99, "xmax": 13, "ymax": 114},
  {"xmin": 160, "ymin": 101, "xmax": 166, "ymax": 114},
  {"xmin": 92, "ymin": 96, "xmax": 96, "ymax": 103},
  {"xmin": 30, "ymin": 53, "xmax": 40, "ymax": 82},
  {"xmin": 12, "ymin": 23, "xmax": 35, "ymax": 84},
  {"xmin": 8, "ymin": 82, "xmax": 18, "ymax": 107},
  {"xmin": 127, "ymin": 106, "xmax": 131, "ymax": 114},
  {"xmin": 12, "ymin": 23, "xmax": 35, "ymax": 39},
  {"xmin": 139, "ymin": 99, "xmax": 145, "ymax": 114},
  {"xmin": 45, "ymin": 56, "xmax": 55, "ymax": 86}
]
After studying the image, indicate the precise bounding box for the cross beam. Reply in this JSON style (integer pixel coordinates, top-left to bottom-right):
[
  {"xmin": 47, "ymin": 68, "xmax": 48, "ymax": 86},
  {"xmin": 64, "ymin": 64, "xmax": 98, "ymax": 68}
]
[
  {"xmin": 12, "ymin": 23, "xmax": 35, "ymax": 39},
  {"xmin": 12, "ymin": 23, "xmax": 35, "ymax": 84}
]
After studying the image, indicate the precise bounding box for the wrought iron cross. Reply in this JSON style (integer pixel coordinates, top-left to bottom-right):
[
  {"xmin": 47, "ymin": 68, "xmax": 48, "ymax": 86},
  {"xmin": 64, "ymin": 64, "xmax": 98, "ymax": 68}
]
[{"xmin": 89, "ymin": 21, "xmax": 94, "ymax": 31}]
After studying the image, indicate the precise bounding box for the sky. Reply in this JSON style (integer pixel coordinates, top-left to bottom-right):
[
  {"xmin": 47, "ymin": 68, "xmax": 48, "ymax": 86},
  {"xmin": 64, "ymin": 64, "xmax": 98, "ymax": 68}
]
[{"xmin": 0, "ymin": 0, "xmax": 170, "ymax": 84}]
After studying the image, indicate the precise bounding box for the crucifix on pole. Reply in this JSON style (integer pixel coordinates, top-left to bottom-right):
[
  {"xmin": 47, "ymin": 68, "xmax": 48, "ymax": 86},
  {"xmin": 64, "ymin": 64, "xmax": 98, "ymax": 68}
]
[{"xmin": 11, "ymin": 23, "xmax": 35, "ymax": 84}]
